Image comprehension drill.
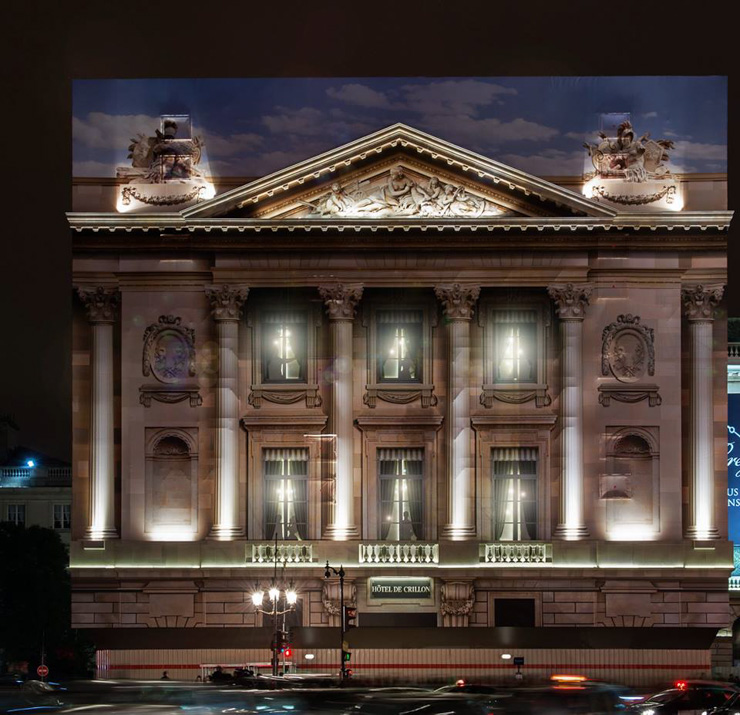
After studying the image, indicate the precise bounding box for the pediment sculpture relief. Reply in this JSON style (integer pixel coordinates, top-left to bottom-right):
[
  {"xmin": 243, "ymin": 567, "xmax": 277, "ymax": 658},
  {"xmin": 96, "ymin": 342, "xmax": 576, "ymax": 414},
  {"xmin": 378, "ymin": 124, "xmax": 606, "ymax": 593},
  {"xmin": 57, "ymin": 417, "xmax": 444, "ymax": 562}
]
[{"xmin": 301, "ymin": 166, "xmax": 506, "ymax": 218}]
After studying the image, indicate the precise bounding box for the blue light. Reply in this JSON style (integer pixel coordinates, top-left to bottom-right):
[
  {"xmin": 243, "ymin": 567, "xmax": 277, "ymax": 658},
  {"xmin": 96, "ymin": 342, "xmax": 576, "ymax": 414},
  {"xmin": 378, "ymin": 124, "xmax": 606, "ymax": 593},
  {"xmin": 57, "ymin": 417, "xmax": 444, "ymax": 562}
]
[{"xmin": 26, "ymin": 460, "xmax": 35, "ymax": 468}]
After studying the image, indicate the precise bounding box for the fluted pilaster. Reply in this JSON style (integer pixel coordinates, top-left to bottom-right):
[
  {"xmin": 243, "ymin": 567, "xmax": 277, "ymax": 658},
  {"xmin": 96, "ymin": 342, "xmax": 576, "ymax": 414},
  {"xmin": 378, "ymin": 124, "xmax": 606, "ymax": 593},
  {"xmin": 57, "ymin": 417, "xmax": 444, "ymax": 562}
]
[
  {"xmin": 682, "ymin": 284, "xmax": 723, "ymax": 540},
  {"xmin": 548, "ymin": 283, "xmax": 592, "ymax": 540},
  {"xmin": 77, "ymin": 286, "xmax": 120, "ymax": 540},
  {"xmin": 319, "ymin": 284, "xmax": 363, "ymax": 540},
  {"xmin": 205, "ymin": 284, "xmax": 249, "ymax": 540},
  {"xmin": 435, "ymin": 283, "xmax": 480, "ymax": 540}
]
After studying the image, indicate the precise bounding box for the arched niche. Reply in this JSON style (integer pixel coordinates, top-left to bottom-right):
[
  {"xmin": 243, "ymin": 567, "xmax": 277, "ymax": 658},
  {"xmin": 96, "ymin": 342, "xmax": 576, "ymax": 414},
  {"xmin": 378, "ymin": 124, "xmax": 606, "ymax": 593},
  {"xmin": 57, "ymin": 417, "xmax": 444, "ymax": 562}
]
[{"xmin": 144, "ymin": 428, "xmax": 199, "ymax": 540}]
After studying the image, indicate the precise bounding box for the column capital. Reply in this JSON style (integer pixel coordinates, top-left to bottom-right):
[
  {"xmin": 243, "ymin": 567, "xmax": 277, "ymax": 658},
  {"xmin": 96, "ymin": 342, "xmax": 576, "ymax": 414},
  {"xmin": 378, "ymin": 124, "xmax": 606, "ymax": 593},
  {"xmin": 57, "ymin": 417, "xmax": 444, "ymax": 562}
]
[
  {"xmin": 434, "ymin": 283, "xmax": 480, "ymax": 320},
  {"xmin": 205, "ymin": 284, "xmax": 249, "ymax": 322},
  {"xmin": 547, "ymin": 283, "xmax": 593, "ymax": 320},
  {"xmin": 76, "ymin": 286, "xmax": 120, "ymax": 324},
  {"xmin": 318, "ymin": 283, "xmax": 363, "ymax": 320},
  {"xmin": 681, "ymin": 284, "xmax": 724, "ymax": 322}
]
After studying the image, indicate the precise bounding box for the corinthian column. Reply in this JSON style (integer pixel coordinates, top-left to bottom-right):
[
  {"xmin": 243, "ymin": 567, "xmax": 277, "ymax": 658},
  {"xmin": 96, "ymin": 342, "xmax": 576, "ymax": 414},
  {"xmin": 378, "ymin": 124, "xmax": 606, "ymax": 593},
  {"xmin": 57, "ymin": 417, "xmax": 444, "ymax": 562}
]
[
  {"xmin": 682, "ymin": 284, "xmax": 724, "ymax": 540},
  {"xmin": 205, "ymin": 284, "xmax": 249, "ymax": 540},
  {"xmin": 77, "ymin": 286, "xmax": 120, "ymax": 540},
  {"xmin": 435, "ymin": 283, "xmax": 480, "ymax": 540},
  {"xmin": 319, "ymin": 283, "xmax": 363, "ymax": 540},
  {"xmin": 548, "ymin": 283, "xmax": 592, "ymax": 540}
]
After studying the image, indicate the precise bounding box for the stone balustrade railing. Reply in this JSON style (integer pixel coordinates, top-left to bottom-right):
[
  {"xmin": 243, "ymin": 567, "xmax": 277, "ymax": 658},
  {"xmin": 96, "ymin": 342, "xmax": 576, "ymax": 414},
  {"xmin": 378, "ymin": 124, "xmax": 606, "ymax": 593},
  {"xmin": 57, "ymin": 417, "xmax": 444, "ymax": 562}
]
[
  {"xmin": 359, "ymin": 542, "xmax": 439, "ymax": 564},
  {"xmin": 247, "ymin": 543, "xmax": 315, "ymax": 564},
  {"xmin": 480, "ymin": 542, "xmax": 553, "ymax": 564},
  {"xmin": 0, "ymin": 466, "xmax": 71, "ymax": 484},
  {"xmin": 729, "ymin": 343, "xmax": 740, "ymax": 359}
]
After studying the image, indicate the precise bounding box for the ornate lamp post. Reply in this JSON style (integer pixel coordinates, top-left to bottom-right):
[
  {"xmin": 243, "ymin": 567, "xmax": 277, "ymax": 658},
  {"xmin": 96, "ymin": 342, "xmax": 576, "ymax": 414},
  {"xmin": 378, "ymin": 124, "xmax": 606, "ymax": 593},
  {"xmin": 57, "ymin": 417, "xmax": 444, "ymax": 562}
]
[
  {"xmin": 324, "ymin": 560, "xmax": 347, "ymax": 681},
  {"xmin": 250, "ymin": 582, "xmax": 298, "ymax": 676}
]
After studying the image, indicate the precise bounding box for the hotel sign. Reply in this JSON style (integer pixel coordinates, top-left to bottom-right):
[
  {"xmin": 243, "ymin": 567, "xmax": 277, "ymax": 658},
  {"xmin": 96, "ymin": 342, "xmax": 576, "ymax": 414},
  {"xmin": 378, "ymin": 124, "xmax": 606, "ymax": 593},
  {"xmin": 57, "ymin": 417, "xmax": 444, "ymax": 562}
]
[{"xmin": 368, "ymin": 577, "xmax": 433, "ymax": 600}]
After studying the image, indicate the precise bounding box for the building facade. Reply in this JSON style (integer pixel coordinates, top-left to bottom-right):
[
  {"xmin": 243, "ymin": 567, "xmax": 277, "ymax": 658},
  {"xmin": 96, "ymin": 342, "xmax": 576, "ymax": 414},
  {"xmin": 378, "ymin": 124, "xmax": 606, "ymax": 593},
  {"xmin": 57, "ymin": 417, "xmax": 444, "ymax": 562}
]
[
  {"xmin": 0, "ymin": 416, "xmax": 72, "ymax": 543},
  {"xmin": 69, "ymin": 123, "xmax": 733, "ymax": 682}
]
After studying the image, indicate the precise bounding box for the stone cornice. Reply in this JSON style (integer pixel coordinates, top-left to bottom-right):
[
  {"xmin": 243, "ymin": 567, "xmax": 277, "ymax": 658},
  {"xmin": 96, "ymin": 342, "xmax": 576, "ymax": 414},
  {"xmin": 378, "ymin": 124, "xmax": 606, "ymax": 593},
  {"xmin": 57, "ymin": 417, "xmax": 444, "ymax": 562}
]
[{"xmin": 67, "ymin": 211, "xmax": 734, "ymax": 235}]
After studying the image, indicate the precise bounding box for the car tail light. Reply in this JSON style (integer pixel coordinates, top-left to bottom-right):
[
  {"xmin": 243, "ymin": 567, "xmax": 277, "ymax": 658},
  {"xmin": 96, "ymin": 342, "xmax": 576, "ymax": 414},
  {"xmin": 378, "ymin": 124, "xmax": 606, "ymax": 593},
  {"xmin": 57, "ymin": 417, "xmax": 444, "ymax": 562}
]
[{"xmin": 675, "ymin": 680, "xmax": 688, "ymax": 690}]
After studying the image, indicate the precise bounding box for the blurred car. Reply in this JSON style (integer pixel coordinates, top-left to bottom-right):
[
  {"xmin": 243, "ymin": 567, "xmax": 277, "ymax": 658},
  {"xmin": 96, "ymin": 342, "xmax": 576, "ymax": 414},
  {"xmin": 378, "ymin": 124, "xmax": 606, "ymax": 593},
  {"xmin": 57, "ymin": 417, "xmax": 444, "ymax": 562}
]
[
  {"xmin": 628, "ymin": 680, "xmax": 739, "ymax": 714},
  {"xmin": 704, "ymin": 690, "xmax": 740, "ymax": 713}
]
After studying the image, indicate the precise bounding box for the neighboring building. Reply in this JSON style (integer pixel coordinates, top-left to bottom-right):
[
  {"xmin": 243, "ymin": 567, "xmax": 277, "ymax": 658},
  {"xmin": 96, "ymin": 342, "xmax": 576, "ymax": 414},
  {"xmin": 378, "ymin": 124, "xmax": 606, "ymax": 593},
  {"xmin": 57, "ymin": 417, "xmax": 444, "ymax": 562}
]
[
  {"xmin": 0, "ymin": 415, "xmax": 72, "ymax": 544},
  {"xmin": 68, "ymin": 122, "xmax": 732, "ymax": 683}
]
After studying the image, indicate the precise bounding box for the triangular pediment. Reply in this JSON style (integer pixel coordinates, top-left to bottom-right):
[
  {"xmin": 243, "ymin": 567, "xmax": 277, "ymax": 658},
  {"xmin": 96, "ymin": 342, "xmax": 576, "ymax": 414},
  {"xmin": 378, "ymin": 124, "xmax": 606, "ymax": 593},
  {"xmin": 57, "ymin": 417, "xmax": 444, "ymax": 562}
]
[{"xmin": 183, "ymin": 123, "xmax": 615, "ymax": 220}]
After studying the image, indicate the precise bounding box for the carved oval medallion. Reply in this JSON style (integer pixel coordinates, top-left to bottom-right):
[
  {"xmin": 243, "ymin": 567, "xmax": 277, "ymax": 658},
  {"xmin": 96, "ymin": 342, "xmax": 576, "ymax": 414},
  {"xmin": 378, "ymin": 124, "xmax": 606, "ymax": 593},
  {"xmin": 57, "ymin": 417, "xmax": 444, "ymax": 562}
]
[
  {"xmin": 151, "ymin": 329, "xmax": 190, "ymax": 383},
  {"xmin": 607, "ymin": 329, "xmax": 646, "ymax": 383}
]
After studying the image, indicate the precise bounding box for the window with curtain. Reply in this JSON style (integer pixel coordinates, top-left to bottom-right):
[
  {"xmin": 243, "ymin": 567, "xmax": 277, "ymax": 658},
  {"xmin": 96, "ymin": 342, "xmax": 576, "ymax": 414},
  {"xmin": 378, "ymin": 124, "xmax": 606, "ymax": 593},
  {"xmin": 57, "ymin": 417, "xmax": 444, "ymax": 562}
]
[
  {"xmin": 492, "ymin": 310, "xmax": 537, "ymax": 383},
  {"xmin": 6, "ymin": 504, "xmax": 25, "ymax": 526},
  {"xmin": 263, "ymin": 448, "xmax": 308, "ymax": 540},
  {"xmin": 53, "ymin": 504, "xmax": 71, "ymax": 529},
  {"xmin": 378, "ymin": 448, "xmax": 423, "ymax": 541},
  {"xmin": 261, "ymin": 312, "xmax": 307, "ymax": 383},
  {"xmin": 492, "ymin": 447, "xmax": 537, "ymax": 541},
  {"xmin": 377, "ymin": 310, "xmax": 423, "ymax": 383}
]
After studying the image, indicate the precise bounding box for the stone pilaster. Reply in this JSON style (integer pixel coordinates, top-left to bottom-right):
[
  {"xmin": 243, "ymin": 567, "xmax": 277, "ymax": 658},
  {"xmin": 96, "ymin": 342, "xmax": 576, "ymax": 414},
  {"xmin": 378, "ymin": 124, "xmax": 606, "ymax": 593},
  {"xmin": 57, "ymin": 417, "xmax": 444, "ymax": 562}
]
[
  {"xmin": 682, "ymin": 284, "xmax": 724, "ymax": 540},
  {"xmin": 319, "ymin": 284, "xmax": 363, "ymax": 539},
  {"xmin": 435, "ymin": 283, "xmax": 480, "ymax": 540},
  {"xmin": 548, "ymin": 283, "xmax": 592, "ymax": 540},
  {"xmin": 205, "ymin": 284, "xmax": 249, "ymax": 540},
  {"xmin": 321, "ymin": 579, "xmax": 357, "ymax": 628},
  {"xmin": 77, "ymin": 286, "xmax": 120, "ymax": 540}
]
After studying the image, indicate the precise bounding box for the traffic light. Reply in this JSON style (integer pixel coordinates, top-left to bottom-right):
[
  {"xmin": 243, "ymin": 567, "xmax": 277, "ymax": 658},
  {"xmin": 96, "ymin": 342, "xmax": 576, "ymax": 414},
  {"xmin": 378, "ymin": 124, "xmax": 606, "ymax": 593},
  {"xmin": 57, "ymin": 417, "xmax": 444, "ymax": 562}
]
[
  {"xmin": 342, "ymin": 605, "xmax": 357, "ymax": 632},
  {"xmin": 342, "ymin": 649, "xmax": 351, "ymax": 663},
  {"xmin": 345, "ymin": 668, "xmax": 353, "ymax": 678},
  {"xmin": 284, "ymin": 648, "xmax": 292, "ymax": 658}
]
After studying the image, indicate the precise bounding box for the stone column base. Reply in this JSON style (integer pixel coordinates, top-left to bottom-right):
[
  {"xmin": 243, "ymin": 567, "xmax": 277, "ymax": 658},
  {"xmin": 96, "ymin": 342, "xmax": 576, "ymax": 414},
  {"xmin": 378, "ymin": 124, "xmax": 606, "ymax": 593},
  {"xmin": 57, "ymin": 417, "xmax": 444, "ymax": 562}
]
[
  {"xmin": 554, "ymin": 523, "xmax": 590, "ymax": 540},
  {"xmin": 684, "ymin": 526, "xmax": 720, "ymax": 540},
  {"xmin": 207, "ymin": 525, "xmax": 246, "ymax": 540},
  {"xmin": 440, "ymin": 524, "xmax": 477, "ymax": 541},
  {"xmin": 323, "ymin": 524, "xmax": 360, "ymax": 540},
  {"xmin": 84, "ymin": 526, "xmax": 118, "ymax": 540}
]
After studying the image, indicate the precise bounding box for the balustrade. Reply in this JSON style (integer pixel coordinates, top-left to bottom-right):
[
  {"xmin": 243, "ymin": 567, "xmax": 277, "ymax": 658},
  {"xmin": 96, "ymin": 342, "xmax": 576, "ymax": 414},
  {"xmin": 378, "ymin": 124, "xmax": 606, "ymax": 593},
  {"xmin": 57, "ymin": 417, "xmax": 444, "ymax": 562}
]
[
  {"xmin": 480, "ymin": 542, "xmax": 553, "ymax": 564},
  {"xmin": 248, "ymin": 543, "xmax": 315, "ymax": 564},
  {"xmin": 359, "ymin": 542, "xmax": 439, "ymax": 564}
]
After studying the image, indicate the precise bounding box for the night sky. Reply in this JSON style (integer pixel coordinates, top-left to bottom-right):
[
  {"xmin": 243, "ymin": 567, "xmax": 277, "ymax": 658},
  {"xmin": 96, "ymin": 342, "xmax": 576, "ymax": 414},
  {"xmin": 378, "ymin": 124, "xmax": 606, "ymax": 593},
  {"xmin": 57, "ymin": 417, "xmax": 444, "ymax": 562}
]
[
  {"xmin": 3, "ymin": 2, "xmax": 737, "ymax": 463},
  {"xmin": 73, "ymin": 76, "xmax": 726, "ymax": 178}
]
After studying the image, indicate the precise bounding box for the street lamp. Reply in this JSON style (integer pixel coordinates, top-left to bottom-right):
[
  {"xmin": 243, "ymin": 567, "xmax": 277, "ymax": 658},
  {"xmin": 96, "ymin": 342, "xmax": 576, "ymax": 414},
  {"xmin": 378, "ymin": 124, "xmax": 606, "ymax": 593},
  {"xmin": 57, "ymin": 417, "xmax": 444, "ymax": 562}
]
[
  {"xmin": 250, "ymin": 581, "xmax": 298, "ymax": 676},
  {"xmin": 324, "ymin": 560, "xmax": 348, "ymax": 682}
]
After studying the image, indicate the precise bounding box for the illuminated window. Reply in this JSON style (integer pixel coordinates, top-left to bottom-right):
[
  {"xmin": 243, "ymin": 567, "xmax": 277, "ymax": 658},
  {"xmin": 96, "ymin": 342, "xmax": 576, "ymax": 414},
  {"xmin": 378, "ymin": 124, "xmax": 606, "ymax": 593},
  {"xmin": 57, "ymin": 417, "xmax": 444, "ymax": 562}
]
[
  {"xmin": 261, "ymin": 312, "xmax": 307, "ymax": 383},
  {"xmin": 377, "ymin": 311, "xmax": 423, "ymax": 383},
  {"xmin": 264, "ymin": 448, "xmax": 308, "ymax": 540},
  {"xmin": 53, "ymin": 504, "xmax": 71, "ymax": 530},
  {"xmin": 493, "ymin": 310, "xmax": 537, "ymax": 383},
  {"xmin": 492, "ymin": 448, "xmax": 537, "ymax": 541},
  {"xmin": 378, "ymin": 448, "xmax": 423, "ymax": 541},
  {"xmin": 6, "ymin": 504, "xmax": 25, "ymax": 526}
]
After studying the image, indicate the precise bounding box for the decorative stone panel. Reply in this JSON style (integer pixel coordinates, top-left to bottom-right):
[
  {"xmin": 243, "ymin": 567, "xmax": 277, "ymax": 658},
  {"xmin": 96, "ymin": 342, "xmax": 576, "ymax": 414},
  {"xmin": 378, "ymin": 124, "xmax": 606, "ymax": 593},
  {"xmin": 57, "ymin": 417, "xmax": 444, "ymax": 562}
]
[{"xmin": 441, "ymin": 581, "xmax": 475, "ymax": 627}]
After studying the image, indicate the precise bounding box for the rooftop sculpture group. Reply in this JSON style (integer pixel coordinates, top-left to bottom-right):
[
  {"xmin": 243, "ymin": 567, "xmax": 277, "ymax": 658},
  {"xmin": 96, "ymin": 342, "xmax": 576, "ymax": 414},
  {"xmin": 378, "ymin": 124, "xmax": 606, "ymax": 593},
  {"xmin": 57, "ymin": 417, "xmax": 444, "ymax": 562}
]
[{"xmin": 584, "ymin": 120, "xmax": 674, "ymax": 183}]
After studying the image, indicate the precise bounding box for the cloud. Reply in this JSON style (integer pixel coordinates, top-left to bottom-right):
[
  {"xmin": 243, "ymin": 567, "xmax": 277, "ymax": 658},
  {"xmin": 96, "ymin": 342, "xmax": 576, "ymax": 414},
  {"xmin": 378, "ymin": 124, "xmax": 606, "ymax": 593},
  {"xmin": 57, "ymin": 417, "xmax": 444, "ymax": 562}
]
[
  {"xmin": 398, "ymin": 79, "xmax": 517, "ymax": 117},
  {"xmin": 73, "ymin": 111, "xmax": 162, "ymax": 149},
  {"xmin": 262, "ymin": 107, "xmax": 327, "ymax": 136},
  {"xmin": 72, "ymin": 159, "xmax": 117, "ymax": 177},
  {"xmin": 498, "ymin": 149, "xmax": 588, "ymax": 176},
  {"xmin": 326, "ymin": 83, "xmax": 391, "ymax": 108},
  {"xmin": 670, "ymin": 140, "xmax": 727, "ymax": 162},
  {"xmin": 421, "ymin": 114, "xmax": 559, "ymax": 148},
  {"xmin": 199, "ymin": 130, "xmax": 264, "ymax": 158}
]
